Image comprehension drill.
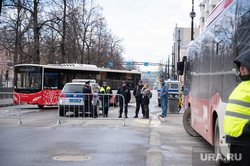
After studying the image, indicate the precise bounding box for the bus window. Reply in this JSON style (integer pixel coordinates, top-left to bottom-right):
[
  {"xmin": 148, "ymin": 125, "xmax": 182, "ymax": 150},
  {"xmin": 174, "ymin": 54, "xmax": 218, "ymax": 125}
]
[
  {"xmin": 44, "ymin": 73, "xmax": 59, "ymax": 89},
  {"xmin": 14, "ymin": 66, "xmax": 42, "ymax": 93}
]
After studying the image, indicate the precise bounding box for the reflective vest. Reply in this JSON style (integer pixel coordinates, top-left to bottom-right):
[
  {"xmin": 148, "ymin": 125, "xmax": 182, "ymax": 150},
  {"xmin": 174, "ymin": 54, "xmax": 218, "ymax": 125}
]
[
  {"xmin": 223, "ymin": 80, "xmax": 250, "ymax": 137},
  {"xmin": 100, "ymin": 86, "xmax": 111, "ymax": 94}
]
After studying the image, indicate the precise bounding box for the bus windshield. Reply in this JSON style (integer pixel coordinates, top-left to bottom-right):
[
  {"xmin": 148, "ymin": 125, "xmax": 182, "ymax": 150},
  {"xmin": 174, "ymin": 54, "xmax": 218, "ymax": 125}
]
[{"xmin": 14, "ymin": 66, "xmax": 42, "ymax": 93}]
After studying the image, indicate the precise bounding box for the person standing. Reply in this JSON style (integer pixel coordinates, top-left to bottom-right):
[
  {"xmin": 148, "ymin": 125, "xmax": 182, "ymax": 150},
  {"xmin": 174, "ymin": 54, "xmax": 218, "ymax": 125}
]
[
  {"xmin": 117, "ymin": 81, "xmax": 131, "ymax": 118},
  {"xmin": 99, "ymin": 81, "xmax": 112, "ymax": 117},
  {"xmin": 141, "ymin": 84, "xmax": 151, "ymax": 119},
  {"xmin": 82, "ymin": 81, "xmax": 95, "ymax": 118},
  {"xmin": 223, "ymin": 50, "xmax": 250, "ymax": 166},
  {"xmin": 159, "ymin": 78, "xmax": 169, "ymax": 118},
  {"xmin": 133, "ymin": 80, "xmax": 145, "ymax": 118}
]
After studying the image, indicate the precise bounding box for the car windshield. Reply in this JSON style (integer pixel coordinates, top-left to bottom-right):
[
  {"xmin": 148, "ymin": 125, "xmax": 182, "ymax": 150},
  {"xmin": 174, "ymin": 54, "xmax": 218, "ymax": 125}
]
[
  {"xmin": 171, "ymin": 84, "xmax": 179, "ymax": 89},
  {"xmin": 63, "ymin": 84, "xmax": 84, "ymax": 93}
]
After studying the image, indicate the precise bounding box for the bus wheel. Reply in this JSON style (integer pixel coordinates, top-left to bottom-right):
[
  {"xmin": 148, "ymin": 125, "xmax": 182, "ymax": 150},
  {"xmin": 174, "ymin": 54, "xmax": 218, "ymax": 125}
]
[
  {"xmin": 214, "ymin": 118, "xmax": 226, "ymax": 166},
  {"xmin": 38, "ymin": 105, "xmax": 44, "ymax": 109},
  {"xmin": 183, "ymin": 107, "xmax": 200, "ymax": 137}
]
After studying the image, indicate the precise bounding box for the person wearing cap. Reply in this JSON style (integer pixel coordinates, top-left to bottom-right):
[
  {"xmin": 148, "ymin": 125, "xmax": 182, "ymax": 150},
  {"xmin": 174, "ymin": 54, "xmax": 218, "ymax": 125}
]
[
  {"xmin": 133, "ymin": 80, "xmax": 145, "ymax": 118},
  {"xmin": 117, "ymin": 81, "xmax": 131, "ymax": 118},
  {"xmin": 82, "ymin": 81, "xmax": 95, "ymax": 118},
  {"xmin": 223, "ymin": 50, "xmax": 250, "ymax": 165},
  {"xmin": 159, "ymin": 78, "xmax": 169, "ymax": 118},
  {"xmin": 99, "ymin": 81, "xmax": 113, "ymax": 117}
]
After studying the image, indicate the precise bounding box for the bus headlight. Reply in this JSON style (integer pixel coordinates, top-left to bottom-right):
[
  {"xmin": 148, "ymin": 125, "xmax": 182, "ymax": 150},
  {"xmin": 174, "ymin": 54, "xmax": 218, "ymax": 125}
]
[{"xmin": 32, "ymin": 96, "xmax": 41, "ymax": 102}]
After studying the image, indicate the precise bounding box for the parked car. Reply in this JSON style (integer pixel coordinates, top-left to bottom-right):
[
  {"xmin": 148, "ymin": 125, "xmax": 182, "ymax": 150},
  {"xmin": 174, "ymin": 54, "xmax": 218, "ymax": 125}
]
[{"xmin": 59, "ymin": 81, "xmax": 101, "ymax": 116}]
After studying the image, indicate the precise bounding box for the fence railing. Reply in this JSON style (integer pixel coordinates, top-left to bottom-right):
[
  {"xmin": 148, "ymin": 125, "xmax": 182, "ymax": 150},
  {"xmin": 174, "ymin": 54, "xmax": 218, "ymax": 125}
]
[
  {"xmin": 57, "ymin": 93, "xmax": 126, "ymax": 126},
  {"xmin": 0, "ymin": 92, "xmax": 22, "ymax": 125}
]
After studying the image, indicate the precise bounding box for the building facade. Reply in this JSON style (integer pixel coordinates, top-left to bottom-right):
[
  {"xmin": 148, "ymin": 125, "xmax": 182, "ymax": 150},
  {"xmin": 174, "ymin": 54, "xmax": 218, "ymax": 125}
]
[
  {"xmin": 0, "ymin": 46, "xmax": 14, "ymax": 87},
  {"xmin": 199, "ymin": 0, "xmax": 223, "ymax": 33},
  {"xmin": 172, "ymin": 26, "xmax": 199, "ymax": 85}
]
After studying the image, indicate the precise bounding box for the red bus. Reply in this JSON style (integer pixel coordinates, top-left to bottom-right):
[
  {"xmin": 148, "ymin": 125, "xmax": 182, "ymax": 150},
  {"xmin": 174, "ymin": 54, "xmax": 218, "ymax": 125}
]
[
  {"xmin": 13, "ymin": 64, "xmax": 141, "ymax": 108},
  {"xmin": 180, "ymin": 0, "xmax": 250, "ymax": 165}
]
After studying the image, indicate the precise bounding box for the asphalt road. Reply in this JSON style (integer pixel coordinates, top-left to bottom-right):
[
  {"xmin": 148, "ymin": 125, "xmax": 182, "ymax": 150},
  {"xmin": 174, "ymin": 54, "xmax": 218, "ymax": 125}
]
[{"xmin": 0, "ymin": 91, "xmax": 217, "ymax": 166}]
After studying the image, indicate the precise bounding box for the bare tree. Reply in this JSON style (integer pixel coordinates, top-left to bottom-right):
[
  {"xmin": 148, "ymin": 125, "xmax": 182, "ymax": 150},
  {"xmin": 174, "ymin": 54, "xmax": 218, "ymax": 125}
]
[{"xmin": 0, "ymin": 0, "xmax": 126, "ymax": 70}]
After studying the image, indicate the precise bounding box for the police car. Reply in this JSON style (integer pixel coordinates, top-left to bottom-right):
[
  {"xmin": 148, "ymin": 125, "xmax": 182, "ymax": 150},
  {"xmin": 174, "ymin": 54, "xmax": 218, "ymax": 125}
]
[
  {"xmin": 157, "ymin": 79, "xmax": 182, "ymax": 107},
  {"xmin": 59, "ymin": 80, "xmax": 101, "ymax": 116}
]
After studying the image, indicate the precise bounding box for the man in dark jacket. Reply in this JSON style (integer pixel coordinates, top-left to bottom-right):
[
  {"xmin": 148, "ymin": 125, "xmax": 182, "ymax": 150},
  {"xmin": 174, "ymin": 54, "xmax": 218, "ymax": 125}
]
[
  {"xmin": 82, "ymin": 81, "xmax": 95, "ymax": 118},
  {"xmin": 117, "ymin": 81, "xmax": 131, "ymax": 118},
  {"xmin": 133, "ymin": 80, "xmax": 145, "ymax": 118},
  {"xmin": 223, "ymin": 50, "xmax": 250, "ymax": 165}
]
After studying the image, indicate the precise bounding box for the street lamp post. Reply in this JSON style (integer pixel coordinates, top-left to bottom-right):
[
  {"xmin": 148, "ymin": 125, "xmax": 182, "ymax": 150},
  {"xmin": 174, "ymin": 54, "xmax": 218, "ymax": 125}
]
[{"xmin": 190, "ymin": 0, "xmax": 196, "ymax": 41}]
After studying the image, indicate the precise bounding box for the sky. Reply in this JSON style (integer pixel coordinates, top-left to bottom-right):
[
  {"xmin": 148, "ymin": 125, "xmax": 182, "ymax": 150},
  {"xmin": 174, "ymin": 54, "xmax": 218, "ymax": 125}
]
[{"xmin": 95, "ymin": 0, "xmax": 200, "ymax": 71}]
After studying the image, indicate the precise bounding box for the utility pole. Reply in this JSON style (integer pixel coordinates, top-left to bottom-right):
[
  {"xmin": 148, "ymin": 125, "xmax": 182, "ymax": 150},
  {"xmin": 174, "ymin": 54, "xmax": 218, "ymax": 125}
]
[
  {"xmin": 178, "ymin": 30, "xmax": 181, "ymax": 63},
  {"xmin": 168, "ymin": 55, "xmax": 170, "ymax": 79},
  {"xmin": 177, "ymin": 30, "xmax": 181, "ymax": 81},
  {"xmin": 190, "ymin": 0, "xmax": 196, "ymax": 41},
  {"xmin": 172, "ymin": 45, "xmax": 175, "ymax": 79}
]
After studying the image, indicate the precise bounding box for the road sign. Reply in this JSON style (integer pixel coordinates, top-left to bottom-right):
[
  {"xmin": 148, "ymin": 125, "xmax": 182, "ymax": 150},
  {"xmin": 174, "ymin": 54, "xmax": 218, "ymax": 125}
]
[
  {"xmin": 109, "ymin": 62, "xmax": 113, "ymax": 66},
  {"xmin": 144, "ymin": 62, "xmax": 148, "ymax": 66},
  {"xmin": 127, "ymin": 62, "xmax": 132, "ymax": 66}
]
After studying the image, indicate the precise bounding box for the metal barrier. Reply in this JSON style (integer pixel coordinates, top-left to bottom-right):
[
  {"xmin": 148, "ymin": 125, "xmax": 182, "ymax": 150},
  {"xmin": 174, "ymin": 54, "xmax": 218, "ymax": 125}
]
[
  {"xmin": 57, "ymin": 93, "xmax": 126, "ymax": 126},
  {"xmin": 0, "ymin": 92, "xmax": 22, "ymax": 125}
]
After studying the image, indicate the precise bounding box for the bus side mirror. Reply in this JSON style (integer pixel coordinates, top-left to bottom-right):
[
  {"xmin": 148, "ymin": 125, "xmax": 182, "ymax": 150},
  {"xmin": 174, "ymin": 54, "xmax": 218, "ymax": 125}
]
[
  {"xmin": 177, "ymin": 56, "xmax": 187, "ymax": 75},
  {"xmin": 177, "ymin": 62, "xmax": 184, "ymax": 75}
]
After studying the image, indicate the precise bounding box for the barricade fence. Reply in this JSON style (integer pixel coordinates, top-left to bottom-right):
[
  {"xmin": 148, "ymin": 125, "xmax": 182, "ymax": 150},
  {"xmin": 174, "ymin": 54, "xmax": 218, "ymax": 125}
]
[
  {"xmin": 57, "ymin": 93, "xmax": 126, "ymax": 126},
  {"xmin": 0, "ymin": 92, "xmax": 22, "ymax": 125}
]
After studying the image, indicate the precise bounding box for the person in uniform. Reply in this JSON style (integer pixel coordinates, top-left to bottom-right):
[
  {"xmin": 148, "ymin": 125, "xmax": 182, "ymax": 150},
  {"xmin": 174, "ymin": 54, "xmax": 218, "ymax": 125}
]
[
  {"xmin": 82, "ymin": 81, "xmax": 95, "ymax": 118},
  {"xmin": 117, "ymin": 81, "xmax": 131, "ymax": 118},
  {"xmin": 99, "ymin": 81, "xmax": 112, "ymax": 117},
  {"xmin": 223, "ymin": 50, "xmax": 250, "ymax": 166},
  {"xmin": 133, "ymin": 80, "xmax": 145, "ymax": 118}
]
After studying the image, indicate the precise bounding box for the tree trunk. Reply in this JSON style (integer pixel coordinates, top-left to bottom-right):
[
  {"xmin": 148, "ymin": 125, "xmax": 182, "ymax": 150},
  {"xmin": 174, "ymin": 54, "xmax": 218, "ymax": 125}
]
[
  {"xmin": 33, "ymin": 0, "xmax": 40, "ymax": 64},
  {"xmin": 14, "ymin": 0, "xmax": 21, "ymax": 65},
  {"xmin": 61, "ymin": 0, "xmax": 66, "ymax": 63}
]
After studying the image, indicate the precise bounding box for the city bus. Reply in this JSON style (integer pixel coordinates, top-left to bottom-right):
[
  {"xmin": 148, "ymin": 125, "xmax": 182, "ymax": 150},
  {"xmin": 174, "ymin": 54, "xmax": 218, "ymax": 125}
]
[
  {"xmin": 13, "ymin": 64, "xmax": 141, "ymax": 108},
  {"xmin": 179, "ymin": 0, "xmax": 250, "ymax": 165}
]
